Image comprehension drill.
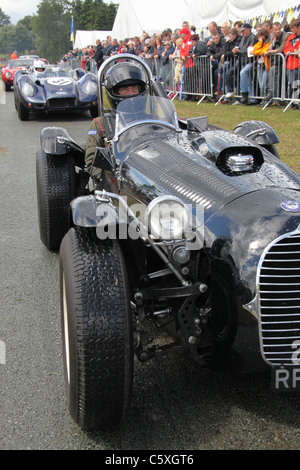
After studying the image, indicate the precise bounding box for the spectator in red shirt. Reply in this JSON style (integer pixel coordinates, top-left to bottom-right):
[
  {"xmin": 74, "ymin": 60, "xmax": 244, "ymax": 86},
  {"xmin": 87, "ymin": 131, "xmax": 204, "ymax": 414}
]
[
  {"xmin": 179, "ymin": 27, "xmax": 194, "ymax": 100},
  {"xmin": 284, "ymin": 18, "xmax": 300, "ymax": 105}
]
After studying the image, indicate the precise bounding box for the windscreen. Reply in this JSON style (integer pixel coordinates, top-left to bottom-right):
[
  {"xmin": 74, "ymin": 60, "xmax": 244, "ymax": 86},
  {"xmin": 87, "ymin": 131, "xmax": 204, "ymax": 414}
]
[
  {"xmin": 112, "ymin": 95, "xmax": 180, "ymax": 161},
  {"xmin": 8, "ymin": 59, "xmax": 35, "ymax": 68},
  {"xmin": 38, "ymin": 67, "xmax": 78, "ymax": 79},
  {"xmin": 115, "ymin": 95, "xmax": 179, "ymax": 135}
]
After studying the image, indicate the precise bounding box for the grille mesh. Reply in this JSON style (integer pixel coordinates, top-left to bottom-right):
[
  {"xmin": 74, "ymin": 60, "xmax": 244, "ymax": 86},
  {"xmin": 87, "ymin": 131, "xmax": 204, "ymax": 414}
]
[
  {"xmin": 47, "ymin": 98, "xmax": 76, "ymax": 108},
  {"xmin": 258, "ymin": 230, "xmax": 300, "ymax": 366}
]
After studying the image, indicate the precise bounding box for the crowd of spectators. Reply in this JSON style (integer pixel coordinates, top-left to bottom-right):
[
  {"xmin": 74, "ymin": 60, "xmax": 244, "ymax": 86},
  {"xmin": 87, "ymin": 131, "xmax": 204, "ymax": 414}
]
[{"xmin": 59, "ymin": 17, "xmax": 300, "ymax": 108}]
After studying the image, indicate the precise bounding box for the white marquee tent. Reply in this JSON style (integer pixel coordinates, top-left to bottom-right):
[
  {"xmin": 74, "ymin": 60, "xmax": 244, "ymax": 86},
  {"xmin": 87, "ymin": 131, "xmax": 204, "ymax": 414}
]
[
  {"xmin": 111, "ymin": 0, "xmax": 190, "ymax": 38},
  {"xmin": 185, "ymin": 0, "xmax": 300, "ymax": 28},
  {"xmin": 74, "ymin": 30, "xmax": 112, "ymax": 49},
  {"xmin": 111, "ymin": 0, "xmax": 300, "ymax": 39}
]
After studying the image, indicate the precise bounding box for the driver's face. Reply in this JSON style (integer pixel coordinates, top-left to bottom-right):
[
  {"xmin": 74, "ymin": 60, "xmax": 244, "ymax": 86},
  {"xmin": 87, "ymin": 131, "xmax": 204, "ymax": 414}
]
[{"xmin": 118, "ymin": 84, "xmax": 140, "ymax": 96}]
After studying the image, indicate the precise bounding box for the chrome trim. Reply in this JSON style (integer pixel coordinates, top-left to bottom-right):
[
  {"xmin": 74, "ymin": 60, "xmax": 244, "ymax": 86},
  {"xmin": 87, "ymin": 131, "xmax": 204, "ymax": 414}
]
[
  {"xmin": 227, "ymin": 154, "xmax": 254, "ymax": 171},
  {"xmin": 93, "ymin": 190, "xmax": 190, "ymax": 286},
  {"xmin": 256, "ymin": 225, "xmax": 300, "ymax": 366},
  {"xmin": 246, "ymin": 128, "xmax": 267, "ymax": 138},
  {"xmin": 243, "ymin": 294, "xmax": 259, "ymax": 320}
]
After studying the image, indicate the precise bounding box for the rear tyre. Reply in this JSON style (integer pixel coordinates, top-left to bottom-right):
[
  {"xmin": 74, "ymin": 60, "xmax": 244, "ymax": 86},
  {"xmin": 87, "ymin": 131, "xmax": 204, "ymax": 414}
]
[
  {"xmin": 36, "ymin": 149, "xmax": 76, "ymax": 250},
  {"xmin": 60, "ymin": 227, "xmax": 133, "ymax": 430}
]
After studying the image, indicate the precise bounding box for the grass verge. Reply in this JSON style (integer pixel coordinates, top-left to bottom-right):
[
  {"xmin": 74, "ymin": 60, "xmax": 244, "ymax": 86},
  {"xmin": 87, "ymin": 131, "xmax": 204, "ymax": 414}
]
[{"xmin": 174, "ymin": 100, "xmax": 299, "ymax": 173}]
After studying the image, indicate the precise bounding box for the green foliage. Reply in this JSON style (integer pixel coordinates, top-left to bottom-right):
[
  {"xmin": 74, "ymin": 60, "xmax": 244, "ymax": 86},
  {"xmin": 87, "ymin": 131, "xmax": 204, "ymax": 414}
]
[
  {"xmin": 175, "ymin": 100, "xmax": 300, "ymax": 173},
  {"xmin": 17, "ymin": 16, "xmax": 35, "ymax": 32},
  {"xmin": 32, "ymin": 0, "xmax": 73, "ymax": 63},
  {"xmin": 71, "ymin": 0, "xmax": 118, "ymax": 30},
  {"xmin": 0, "ymin": 23, "xmax": 36, "ymax": 54},
  {"xmin": 0, "ymin": 7, "xmax": 11, "ymax": 27},
  {"xmin": 0, "ymin": 0, "xmax": 118, "ymax": 60}
]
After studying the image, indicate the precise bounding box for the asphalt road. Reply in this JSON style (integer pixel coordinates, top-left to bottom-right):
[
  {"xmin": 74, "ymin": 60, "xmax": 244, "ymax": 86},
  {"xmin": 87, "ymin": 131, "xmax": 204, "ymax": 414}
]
[{"xmin": 0, "ymin": 90, "xmax": 300, "ymax": 451}]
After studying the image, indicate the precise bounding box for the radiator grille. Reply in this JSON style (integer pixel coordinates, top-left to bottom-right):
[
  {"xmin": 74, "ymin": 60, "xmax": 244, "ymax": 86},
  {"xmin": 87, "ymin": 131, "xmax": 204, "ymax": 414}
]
[
  {"xmin": 258, "ymin": 230, "xmax": 300, "ymax": 366},
  {"xmin": 47, "ymin": 98, "xmax": 76, "ymax": 108}
]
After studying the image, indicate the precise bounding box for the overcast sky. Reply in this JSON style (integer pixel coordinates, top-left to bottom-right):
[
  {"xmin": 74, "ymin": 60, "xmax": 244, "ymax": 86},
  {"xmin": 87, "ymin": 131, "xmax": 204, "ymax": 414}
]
[
  {"xmin": 1, "ymin": 0, "xmax": 119, "ymax": 25},
  {"xmin": 1, "ymin": 0, "xmax": 40, "ymax": 24}
]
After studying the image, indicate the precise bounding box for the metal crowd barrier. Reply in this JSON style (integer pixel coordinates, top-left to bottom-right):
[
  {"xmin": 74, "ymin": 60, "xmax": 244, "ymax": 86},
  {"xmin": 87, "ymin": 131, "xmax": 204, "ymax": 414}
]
[
  {"xmin": 282, "ymin": 52, "xmax": 300, "ymax": 112},
  {"xmin": 61, "ymin": 58, "xmax": 97, "ymax": 74},
  {"xmin": 143, "ymin": 55, "xmax": 215, "ymax": 103},
  {"xmin": 214, "ymin": 52, "xmax": 299, "ymax": 111},
  {"xmin": 144, "ymin": 53, "xmax": 299, "ymax": 111},
  {"xmin": 62, "ymin": 54, "xmax": 299, "ymax": 111},
  {"xmin": 214, "ymin": 52, "xmax": 287, "ymax": 109}
]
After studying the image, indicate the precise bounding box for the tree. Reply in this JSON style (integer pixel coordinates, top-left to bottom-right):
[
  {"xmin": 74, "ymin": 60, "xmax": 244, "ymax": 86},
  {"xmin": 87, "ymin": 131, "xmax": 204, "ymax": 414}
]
[
  {"xmin": 94, "ymin": 0, "xmax": 118, "ymax": 30},
  {"xmin": 17, "ymin": 15, "xmax": 35, "ymax": 32},
  {"xmin": 0, "ymin": 7, "xmax": 11, "ymax": 28},
  {"xmin": 0, "ymin": 0, "xmax": 118, "ymax": 60},
  {"xmin": 0, "ymin": 24, "xmax": 36, "ymax": 54},
  {"xmin": 71, "ymin": 0, "xmax": 118, "ymax": 30},
  {"xmin": 32, "ymin": 0, "xmax": 72, "ymax": 63}
]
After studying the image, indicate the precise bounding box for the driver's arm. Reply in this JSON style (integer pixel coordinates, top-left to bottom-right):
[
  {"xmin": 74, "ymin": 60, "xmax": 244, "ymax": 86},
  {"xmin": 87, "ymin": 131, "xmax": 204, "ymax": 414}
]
[{"xmin": 85, "ymin": 117, "xmax": 107, "ymax": 179}]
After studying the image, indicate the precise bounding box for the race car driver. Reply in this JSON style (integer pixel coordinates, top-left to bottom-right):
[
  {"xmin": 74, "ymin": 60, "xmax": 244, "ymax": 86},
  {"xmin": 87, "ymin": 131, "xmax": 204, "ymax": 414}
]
[
  {"xmin": 33, "ymin": 60, "xmax": 46, "ymax": 74},
  {"xmin": 85, "ymin": 61, "xmax": 147, "ymax": 181}
]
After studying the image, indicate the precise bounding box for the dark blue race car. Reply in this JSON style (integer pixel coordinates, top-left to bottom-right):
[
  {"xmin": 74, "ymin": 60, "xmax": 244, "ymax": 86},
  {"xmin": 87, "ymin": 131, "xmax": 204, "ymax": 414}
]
[{"xmin": 13, "ymin": 64, "xmax": 98, "ymax": 120}]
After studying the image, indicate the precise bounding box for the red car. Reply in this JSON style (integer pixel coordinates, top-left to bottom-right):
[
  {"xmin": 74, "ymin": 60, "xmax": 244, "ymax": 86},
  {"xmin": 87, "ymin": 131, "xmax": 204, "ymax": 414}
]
[{"xmin": 1, "ymin": 56, "xmax": 39, "ymax": 91}]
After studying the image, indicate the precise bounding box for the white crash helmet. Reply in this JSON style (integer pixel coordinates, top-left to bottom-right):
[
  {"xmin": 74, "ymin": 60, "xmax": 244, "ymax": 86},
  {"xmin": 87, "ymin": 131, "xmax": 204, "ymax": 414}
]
[{"xmin": 34, "ymin": 60, "xmax": 45, "ymax": 72}]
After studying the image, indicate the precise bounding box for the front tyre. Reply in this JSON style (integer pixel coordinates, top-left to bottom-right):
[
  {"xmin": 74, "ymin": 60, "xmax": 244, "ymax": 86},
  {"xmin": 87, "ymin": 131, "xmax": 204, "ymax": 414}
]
[
  {"xmin": 17, "ymin": 99, "xmax": 29, "ymax": 121},
  {"xmin": 60, "ymin": 227, "xmax": 134, "ymax": 430},
  {"xmin": 36, "ymin": 149, "xmax": 76, "ymax": 250}
]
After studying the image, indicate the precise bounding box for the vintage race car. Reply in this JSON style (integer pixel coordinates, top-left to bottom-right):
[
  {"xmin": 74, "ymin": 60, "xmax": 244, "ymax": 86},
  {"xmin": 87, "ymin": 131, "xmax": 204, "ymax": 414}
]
[
  {"xmin": 1, "ymin": 56, "xmax": 38, "ymax": 91},
  {"xmin": 36, "ymin": 54, "xmax": 300, "ymax": 431},
  {"xmin": 14, "ymin": 64, "xmax": 98, "ymax": 120}
]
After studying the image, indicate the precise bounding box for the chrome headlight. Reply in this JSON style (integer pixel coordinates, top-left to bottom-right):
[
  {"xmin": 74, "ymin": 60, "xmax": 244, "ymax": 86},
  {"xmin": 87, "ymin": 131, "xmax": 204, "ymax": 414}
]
[
  {"xmin": 81, "ymin": 79, "xmax": 97, "ymax": 95},
  {"xmin": 21, "ymin": 81, "xmax": 36, "ymax": 97},
  {"xmin": 5, "ymin": 72, "xmax": 12, "ymax": 79},
  {"xmin": 145, "ymin": 196, "xmax": 190, "ymax": 240}
]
